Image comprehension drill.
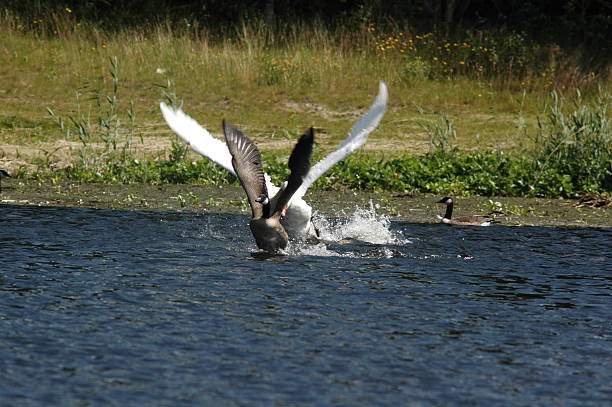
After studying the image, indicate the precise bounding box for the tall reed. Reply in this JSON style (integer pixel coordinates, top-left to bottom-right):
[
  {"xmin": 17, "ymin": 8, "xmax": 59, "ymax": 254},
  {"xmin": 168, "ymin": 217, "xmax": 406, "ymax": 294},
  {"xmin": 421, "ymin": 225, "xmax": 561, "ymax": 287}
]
[{"xmin": 531, "ymin": 90, "xmax": 611, "ymax": 197}]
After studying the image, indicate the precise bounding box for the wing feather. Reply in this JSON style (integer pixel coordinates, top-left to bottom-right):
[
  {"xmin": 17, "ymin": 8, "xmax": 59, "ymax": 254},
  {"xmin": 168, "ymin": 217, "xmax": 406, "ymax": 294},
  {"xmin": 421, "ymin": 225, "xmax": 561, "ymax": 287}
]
[
  {"xmin": 223, "ymin": 121, "xmax": 268, "ymax": 219},
  {"xmin": 273, "ymin": 128, "xmax": 314, "ymax": 214},
  {"xmin": 160, "ymin": 102, "xmax": 236, "ymax": 175},
  {"xmin": 293, "ymin": 81, "xmax": 388, "ymax": 199}
]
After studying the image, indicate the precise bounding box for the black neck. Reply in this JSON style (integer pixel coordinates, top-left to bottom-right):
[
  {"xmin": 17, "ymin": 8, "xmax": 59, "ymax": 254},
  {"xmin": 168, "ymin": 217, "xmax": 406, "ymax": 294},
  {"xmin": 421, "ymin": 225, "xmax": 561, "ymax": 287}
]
[
  {"xmin": 263, "ymin": 201, "xmax": 272, "ymax": 218},
  {"xmin": 444, "ymin": 202, "xmax": 453, "ymax": 219}
]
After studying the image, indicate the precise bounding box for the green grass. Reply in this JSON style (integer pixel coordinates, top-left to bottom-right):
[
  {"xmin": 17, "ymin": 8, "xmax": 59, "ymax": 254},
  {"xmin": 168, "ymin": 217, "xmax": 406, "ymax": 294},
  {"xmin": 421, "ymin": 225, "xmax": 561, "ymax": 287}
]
[
  {"xmin": 24, "ymin": 83, "xmax": 610, "ymax": 199},
  {"xmin": 530, "ymin": 90, "xmax": 611, "ymax": 197},
  {"xmin": 1, "ymin": 9, "xmax": 610, "ymax": 198}
]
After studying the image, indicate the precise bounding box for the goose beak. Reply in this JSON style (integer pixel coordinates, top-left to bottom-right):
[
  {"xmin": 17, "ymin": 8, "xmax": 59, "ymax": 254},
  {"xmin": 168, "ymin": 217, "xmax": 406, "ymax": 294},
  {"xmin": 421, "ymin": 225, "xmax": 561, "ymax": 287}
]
[{"xmin": 281, "ymin": 206, "xmax": 288, "ymax": 217}]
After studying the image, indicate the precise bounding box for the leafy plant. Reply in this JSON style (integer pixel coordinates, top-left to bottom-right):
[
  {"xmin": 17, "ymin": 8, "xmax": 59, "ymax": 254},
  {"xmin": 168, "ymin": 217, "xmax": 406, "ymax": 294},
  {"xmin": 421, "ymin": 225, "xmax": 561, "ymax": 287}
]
[
  {"xmin": 419, "ymin": 114, "xmax": 457, "ymax": 153},
  {"xmin": 402, "ymin": 56, "xmax": 431, "ymax": 82}
]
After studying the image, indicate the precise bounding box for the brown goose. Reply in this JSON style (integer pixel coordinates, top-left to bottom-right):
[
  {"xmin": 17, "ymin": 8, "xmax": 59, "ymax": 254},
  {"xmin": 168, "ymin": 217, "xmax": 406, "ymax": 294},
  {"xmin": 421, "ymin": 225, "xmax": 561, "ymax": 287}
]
[
  {"xmin": 223, "ymin": 121, "xmax": 313, "ymax": 252},
  {"xmin": 436, "ymin": 197, "xmax": 493, "ymax": 226}
]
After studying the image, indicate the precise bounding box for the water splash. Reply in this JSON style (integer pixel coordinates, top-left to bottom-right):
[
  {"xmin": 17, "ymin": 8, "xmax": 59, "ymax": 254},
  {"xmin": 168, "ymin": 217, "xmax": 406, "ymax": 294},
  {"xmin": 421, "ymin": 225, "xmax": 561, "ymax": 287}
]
[
  {"xmin": 289, "ymin": 243, "xmax": 347, "ymax": 257},
  {"xmin": 314, "ymin": 201, "xmax": 409, "ymax": 245},
  {"xmin": 283, "ymin": 201, "xmax": 411, "ymax": 258},
  {"xmin": 287, "ymin": 242, "xmax": 405, "ymax": 259}
]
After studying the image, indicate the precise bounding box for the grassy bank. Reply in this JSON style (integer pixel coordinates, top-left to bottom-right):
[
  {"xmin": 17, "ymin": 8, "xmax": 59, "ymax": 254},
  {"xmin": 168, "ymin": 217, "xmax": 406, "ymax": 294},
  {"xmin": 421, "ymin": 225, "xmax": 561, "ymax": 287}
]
[{"xmin": 0, "ymin": 8, "xmax": 610, "ymax": 199}]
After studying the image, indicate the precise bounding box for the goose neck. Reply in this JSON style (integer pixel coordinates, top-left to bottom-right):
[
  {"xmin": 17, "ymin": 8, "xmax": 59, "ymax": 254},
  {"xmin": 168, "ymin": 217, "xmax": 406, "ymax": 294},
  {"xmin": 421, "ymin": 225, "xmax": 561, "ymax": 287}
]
[{"xmin": 444, "ymin": 201, "xmax": 454, "ymax": 220}]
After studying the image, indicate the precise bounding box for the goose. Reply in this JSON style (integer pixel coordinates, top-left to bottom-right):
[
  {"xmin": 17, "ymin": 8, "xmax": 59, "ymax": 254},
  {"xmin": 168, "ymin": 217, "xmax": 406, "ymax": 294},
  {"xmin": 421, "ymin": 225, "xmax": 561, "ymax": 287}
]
[
  {"xmin": 160, "ymin": 81, "xmax": 388, "ymax": 239},
  {"xmin": 223, "ymin": 120, "xmax": 313, "ymax": 251},
  {"xmin": 436, "ymin": 197, "xmax": 494, "ymax": 226},
  {"xmin": 0, "ymin": 169, "xmax": 10, "ymax": 194}
]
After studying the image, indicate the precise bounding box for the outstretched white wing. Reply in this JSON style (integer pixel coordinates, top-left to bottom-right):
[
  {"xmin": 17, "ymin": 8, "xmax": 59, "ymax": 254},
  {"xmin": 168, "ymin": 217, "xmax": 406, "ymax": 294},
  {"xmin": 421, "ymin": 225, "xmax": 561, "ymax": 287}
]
[
  {"xmin": 293, "ymin": 81, "xmax": 388, "ymax": 200},
  {"xmin": 159, "ymin": 80, "xmax": 387, "ymax": 209},
  {"xmin": 159, "ymin": 102, "xmax": 236, "ymax": 176}
]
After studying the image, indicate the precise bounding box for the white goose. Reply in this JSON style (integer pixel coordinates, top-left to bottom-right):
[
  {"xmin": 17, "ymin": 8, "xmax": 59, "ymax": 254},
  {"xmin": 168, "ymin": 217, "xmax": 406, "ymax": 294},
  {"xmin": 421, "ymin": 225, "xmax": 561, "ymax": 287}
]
[{"xmin": 160, "ymin": 81, "xmax": 388, "ymax": 239}]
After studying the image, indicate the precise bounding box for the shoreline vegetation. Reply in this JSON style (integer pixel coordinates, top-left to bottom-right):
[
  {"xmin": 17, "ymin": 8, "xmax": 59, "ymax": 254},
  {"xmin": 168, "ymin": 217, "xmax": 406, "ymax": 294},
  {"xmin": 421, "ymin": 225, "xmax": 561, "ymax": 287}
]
[
  {"xmin": 1, "ymin": 182, "xmax": 610, "ymax": 228},
  {"xmin": 0, "ymin": 3, "xmax": 610, "ymax": 220}
]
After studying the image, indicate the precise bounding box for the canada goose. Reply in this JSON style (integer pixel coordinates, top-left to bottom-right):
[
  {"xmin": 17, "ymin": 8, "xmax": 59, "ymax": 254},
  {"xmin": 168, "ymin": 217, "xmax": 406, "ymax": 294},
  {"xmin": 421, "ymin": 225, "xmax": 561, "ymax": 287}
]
[
  {"xmin": 436, "ymin": 197, "xmax": 494, "ymax": 226},
  {"xmin": 160, "ymin": 81, "xmax": 388, "ymax": 239},
  {"xmin": 224, "ymin": 121, "xmax": 313, "ymax": 252},
  {"xmin": 0, "ymin": 169, "xmax": 10, "ymax": 194}
]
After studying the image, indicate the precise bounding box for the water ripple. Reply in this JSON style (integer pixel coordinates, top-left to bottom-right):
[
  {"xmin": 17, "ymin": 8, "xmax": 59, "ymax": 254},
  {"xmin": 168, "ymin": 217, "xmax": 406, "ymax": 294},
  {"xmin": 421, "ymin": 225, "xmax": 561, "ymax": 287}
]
[{"xmin": 0, "ymin": 204, "xmax": 610, "ymax": 406}]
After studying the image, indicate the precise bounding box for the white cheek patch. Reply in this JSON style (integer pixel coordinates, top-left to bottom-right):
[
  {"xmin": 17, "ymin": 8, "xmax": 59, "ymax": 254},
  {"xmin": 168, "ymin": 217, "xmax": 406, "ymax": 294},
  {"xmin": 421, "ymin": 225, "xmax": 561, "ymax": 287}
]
[{"xmin": 256, "ymin": 195, "xmax": 269, "ymax": 205}]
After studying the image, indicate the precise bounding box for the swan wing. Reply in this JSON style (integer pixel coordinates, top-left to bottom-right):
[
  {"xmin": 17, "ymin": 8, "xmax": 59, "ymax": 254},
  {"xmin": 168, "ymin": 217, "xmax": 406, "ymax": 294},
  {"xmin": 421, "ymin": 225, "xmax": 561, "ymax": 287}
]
[
  {"xmin": 160, "ymin": 102, "xmax": 236, "ymax": 176},
  {"xmin": 293, "ymin": 81, "xmax": 388, "ymax": 199}
]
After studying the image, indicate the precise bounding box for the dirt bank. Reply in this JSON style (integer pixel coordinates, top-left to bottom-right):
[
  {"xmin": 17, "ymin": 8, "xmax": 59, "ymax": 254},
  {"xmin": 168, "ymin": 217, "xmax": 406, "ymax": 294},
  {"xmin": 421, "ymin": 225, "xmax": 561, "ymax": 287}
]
[{"xmin": 1, "ymin": 180, "xmax": 610, "ymax": 228}]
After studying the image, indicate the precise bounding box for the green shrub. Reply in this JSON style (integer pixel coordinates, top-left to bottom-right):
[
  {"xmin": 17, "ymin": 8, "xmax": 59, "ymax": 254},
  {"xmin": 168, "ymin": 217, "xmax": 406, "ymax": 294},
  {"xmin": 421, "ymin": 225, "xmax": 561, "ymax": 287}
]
[{"xmin": 402, "ymin": 56, "xmax": 431, "ymax": 82}]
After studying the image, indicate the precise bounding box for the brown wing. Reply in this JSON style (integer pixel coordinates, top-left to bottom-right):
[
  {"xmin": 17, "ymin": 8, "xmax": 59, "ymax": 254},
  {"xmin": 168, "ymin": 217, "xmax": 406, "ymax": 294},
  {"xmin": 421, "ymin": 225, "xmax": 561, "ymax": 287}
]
[
  {"xmin": 223, "ymin": 120, "xmax": 269, "ymax": 219},
  {"xmin": 454, "ymin": 215, "xmax": 492, "ymax": 224},
  {"xmin": 273, "ymin": 128, "xmax": 314, "ymax": 215}
]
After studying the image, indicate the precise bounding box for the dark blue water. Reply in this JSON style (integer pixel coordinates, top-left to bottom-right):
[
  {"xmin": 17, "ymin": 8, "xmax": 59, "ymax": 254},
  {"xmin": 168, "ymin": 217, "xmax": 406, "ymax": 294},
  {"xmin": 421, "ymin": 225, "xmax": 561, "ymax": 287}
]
[{"xmin": 1, "ymin": 204, "xmax": 610, "ymax": 406}]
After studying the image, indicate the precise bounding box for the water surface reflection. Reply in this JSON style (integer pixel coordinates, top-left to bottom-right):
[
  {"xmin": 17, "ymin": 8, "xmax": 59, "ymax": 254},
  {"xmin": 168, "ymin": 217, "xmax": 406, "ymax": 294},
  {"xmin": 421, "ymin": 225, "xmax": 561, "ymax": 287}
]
[{"xmin": 0, "ymin": 205, "xmax": 610, "ymax": 406}]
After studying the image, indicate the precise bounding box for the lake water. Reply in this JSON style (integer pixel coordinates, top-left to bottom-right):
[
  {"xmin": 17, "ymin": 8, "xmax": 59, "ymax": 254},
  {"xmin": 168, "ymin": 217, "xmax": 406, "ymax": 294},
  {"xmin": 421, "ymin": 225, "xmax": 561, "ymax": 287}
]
[{"xmin": 1, "ymin": 204, "xmax": 610, "ymax": 406}]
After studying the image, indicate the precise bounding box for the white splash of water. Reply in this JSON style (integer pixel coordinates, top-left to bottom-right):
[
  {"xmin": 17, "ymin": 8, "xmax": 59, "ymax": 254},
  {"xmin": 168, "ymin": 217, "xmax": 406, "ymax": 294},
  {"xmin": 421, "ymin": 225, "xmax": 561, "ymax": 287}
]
[
  {"xmin": 314, "ymin": 201, "xmax": 409, "ymax": 245},
  {"xmin": 288, "ymin": 243, "xmax": 348, "ymax": 257},
  {"xmin": 378, "ymin": 247, "xmax": 397, "ymax": 258}
]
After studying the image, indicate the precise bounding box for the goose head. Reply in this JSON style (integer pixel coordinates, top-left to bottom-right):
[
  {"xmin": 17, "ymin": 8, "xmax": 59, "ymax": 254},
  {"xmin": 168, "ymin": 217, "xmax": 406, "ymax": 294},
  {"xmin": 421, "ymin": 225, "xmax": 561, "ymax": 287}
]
[{"xmin": 436, "ymin": 197, "xmax": 453, "ymax": 205}]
